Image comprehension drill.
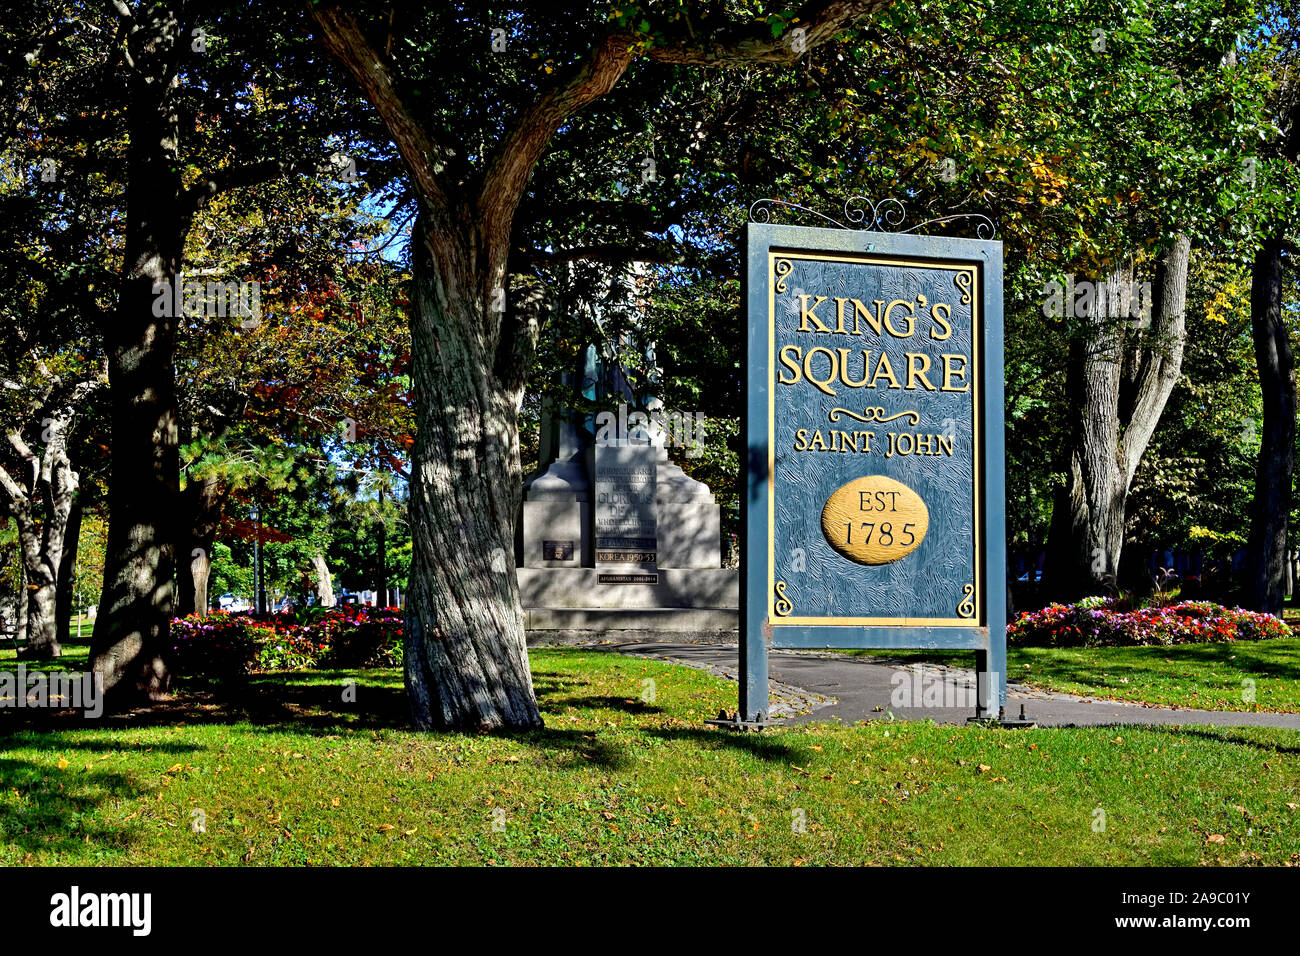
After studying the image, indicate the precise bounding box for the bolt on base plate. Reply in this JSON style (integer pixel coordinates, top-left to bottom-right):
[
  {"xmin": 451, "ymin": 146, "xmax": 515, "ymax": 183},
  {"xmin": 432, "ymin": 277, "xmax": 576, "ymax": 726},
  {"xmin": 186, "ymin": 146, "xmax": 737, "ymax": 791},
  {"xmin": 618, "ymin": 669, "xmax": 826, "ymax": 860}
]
[
  {"xmin": 704, "ymin": 709, "xmax": 775, "ymax": 732},
  {"xmin": 967, "ymin": 703, "xmax": 1036, "ymax": 728}
]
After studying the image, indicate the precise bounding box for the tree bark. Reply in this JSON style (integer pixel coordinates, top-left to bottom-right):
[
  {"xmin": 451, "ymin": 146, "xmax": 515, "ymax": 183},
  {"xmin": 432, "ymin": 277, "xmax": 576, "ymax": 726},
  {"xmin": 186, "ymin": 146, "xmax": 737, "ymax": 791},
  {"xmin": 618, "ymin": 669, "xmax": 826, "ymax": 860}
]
[
  {"xmin": 312, "ymin": 553, "xmax": 335, "ymax": 607},
  {"xmin": 1245, "ymin": 236, "xmax": 1294, "ymax": 615},
  {"xmin": 176, "ymin": 474, "xmax": 222, "ymax": 618},
  {"xmin": 0, "ymin": 402, "xmax": 85, "ymax": 660},
  {"xmin": 1245, "ymin": 98, "xmax": 1299, "ymax": 616},
  {"xmin": 376, "ymin": 485, "xmax": 387, "ymax": 607},
  {"xmin": 403, "ymin": 218, "xmax": 543, "ymax": 731},
  {"xmin": 91, "ymin": 276, "xmax": 181, "ymax": 698},
  {"xmin": 15, "ymin": 555, "xmax": 27, "ymax": 645}
]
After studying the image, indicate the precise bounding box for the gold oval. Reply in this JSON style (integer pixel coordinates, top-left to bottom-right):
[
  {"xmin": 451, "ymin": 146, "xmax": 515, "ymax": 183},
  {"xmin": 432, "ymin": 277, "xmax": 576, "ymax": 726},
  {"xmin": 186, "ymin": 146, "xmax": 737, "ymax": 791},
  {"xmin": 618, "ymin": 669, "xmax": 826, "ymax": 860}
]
[{"xmin": 821, "ymin": 475, "xmax": 929, "ymax": 565}]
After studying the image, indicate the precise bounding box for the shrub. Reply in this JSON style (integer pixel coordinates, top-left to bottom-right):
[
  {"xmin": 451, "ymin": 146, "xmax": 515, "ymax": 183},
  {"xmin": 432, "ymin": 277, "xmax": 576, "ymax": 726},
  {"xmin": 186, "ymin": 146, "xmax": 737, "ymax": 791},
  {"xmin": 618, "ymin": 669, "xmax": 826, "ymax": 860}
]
[
  {"xmin": 169, "ymin": 612, "xmax": 262, "ymax": 677},
  {"xmin": 1008, "ymin": 599, "xmax": 1291, "ymax": 648},
  {"xmin": 319, "ymin": 606, "xmax": 404, "ymax": 668},
  {"xmin": 254, "ymin": 627, "xmax": 326, "ymax": 671}
]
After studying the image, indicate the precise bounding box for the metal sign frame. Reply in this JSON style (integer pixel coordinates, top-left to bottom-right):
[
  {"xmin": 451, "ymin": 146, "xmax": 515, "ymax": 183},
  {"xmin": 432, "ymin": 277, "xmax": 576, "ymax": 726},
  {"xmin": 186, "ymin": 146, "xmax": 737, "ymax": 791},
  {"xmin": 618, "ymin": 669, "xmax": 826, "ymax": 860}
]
[{"xmin": 741, "ymin": 221, "xmax": 1006, "ymax": 721}]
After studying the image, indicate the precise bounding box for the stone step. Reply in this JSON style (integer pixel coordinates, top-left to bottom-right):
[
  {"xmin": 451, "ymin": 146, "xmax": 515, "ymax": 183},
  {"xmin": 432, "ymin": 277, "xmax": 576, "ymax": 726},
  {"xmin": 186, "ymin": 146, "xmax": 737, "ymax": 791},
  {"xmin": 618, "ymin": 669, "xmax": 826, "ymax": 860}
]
[
  {"xmin": 524, "ymin": 607, "xmax": 738, "ymax": 631},
  {"xmin": 518, "ymin": 567, "xmax": 738, "ymax": 609}
]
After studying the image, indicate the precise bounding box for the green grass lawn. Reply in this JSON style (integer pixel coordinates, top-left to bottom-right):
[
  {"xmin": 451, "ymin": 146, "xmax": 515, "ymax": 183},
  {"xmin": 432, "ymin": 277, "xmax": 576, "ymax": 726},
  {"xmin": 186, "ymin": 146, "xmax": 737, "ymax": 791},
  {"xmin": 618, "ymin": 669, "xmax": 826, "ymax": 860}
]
[
  {"xmin": 2, "ymin": 649, "xmax": 1299, "ymax": 866},
  {"xmin": 13, "ymin": 631, "xmax": 1300, "ymax": 712},
  {"xmin": 846, "ymin": 638, "xmax": 1300, "ymax": 713}
]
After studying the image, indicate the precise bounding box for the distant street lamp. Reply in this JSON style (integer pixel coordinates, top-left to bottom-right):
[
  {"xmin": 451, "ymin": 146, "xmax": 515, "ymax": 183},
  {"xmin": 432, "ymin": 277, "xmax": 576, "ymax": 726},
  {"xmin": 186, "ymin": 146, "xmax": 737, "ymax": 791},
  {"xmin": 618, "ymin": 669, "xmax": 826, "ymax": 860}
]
[{"xmin": 250, "ymin": 504, "xmax": 266, "ymax": 615}]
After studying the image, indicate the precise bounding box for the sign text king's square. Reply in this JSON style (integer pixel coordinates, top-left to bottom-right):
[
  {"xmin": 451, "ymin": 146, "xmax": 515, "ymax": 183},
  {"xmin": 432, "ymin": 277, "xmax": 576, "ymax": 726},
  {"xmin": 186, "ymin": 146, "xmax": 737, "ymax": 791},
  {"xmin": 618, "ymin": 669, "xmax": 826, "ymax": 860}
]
[{"xmin": 769, "ymin": 247, "xmax": 981, "ymax": 624}]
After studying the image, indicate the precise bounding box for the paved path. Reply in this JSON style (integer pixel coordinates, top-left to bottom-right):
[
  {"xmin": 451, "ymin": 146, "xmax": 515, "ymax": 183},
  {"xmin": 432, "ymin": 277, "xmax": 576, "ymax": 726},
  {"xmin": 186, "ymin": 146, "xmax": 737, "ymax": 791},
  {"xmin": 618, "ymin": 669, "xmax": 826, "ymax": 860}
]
[{"xmin": 578, "ymin": 641, "xmax": 1300, "ymax": 729}]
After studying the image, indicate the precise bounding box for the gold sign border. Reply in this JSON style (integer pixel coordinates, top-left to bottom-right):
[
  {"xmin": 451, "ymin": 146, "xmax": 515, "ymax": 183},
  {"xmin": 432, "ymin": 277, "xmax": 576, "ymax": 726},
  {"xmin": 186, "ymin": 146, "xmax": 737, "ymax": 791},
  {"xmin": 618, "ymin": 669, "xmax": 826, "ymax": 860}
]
[{"xmin": 768, "ymin": 250, "xmax": 982, "ymax": 626}]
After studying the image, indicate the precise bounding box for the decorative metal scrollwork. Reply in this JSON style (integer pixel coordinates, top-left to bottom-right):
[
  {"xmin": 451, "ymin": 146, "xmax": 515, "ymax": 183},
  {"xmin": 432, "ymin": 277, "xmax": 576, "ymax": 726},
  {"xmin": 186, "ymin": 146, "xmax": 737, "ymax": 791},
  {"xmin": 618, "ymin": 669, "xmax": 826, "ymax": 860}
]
[
  {"xmin": 844, "ymin": 196, "xmax": 907, "ymax": 231},
  {"xmin": 749, "ymin": 196, "xmax": 996, "ymax": 240}
]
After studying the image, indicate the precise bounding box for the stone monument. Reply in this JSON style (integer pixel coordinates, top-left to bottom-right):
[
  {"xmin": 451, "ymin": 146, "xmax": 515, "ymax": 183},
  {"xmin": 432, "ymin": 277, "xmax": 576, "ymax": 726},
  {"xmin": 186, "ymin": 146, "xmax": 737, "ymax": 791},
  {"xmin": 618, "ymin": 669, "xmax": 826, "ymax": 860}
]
[{"xmin": 518, "ymin": 338, "xmax": 737, "ymax": 639}]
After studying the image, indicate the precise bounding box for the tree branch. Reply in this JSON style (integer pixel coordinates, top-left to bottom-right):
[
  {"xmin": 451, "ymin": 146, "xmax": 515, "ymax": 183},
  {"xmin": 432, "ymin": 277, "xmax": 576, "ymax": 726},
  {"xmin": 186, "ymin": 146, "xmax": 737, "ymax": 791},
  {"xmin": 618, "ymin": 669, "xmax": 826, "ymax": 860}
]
[
  {"xmin": 1120, "ymin": 236, "xmax": 1190, "ymax": 485},
  {"xmin": 479, "ymin": 35, "xmax": 637, "ymax": 247},
  {"xmin": 309, "ymin": 3, "xmax": 453, "ymax": 219},
  {"xmin": 636, "ymin": 0, "xmax": 891, "ymax": 67},
  {"xmin": 0, "ymin": 460, "xmax": 26, "ymax": 510}
]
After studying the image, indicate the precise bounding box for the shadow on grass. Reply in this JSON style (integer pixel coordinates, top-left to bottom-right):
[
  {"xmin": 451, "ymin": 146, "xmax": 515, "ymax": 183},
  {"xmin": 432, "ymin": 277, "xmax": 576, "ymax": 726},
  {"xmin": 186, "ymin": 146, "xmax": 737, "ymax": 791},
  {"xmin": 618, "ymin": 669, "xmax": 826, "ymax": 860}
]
[
  {"xmin": 1142, "ymin": 724, "xmax": 1300, "ymax": 756},
  {"xmin": 645, "ymin": 725, "xmax": 804, "ymax": 762},
  {"xmin": 547, "ymin": 695, "xmax": 664, "ymax": 716},
  {"xmin": 0, "ymin": 739, "xmax": 205, "ymax": 860},
  {"xmin": 511, "ymin": 727, "xmax": 632, "ymax": 769},
  {"xmin": 0, "ymin": 670, "xmax": 410, "ymax": 735},
  {"xmin": 0, "ymin": 658, "xmax": 807, "ymax": 770},
  {"xmin": 1017, "ymin": 640, "xmax": 1300, "ymax": 686}
]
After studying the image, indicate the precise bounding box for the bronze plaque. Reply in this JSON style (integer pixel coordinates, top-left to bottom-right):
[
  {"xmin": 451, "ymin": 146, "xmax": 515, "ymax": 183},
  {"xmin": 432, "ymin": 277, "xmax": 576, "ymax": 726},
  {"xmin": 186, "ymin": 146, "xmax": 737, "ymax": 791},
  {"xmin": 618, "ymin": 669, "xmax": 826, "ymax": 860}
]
[
  {"xmin": 542, "ymin": 540, "xmax": 574, "ymax": 561},
  {"xmin": 596, "ymin": 551, "xmax": 656, "ymax": 563},
  {"xmin": 598, "ymin": 573, "xmax": 659, "ymax": 585}
]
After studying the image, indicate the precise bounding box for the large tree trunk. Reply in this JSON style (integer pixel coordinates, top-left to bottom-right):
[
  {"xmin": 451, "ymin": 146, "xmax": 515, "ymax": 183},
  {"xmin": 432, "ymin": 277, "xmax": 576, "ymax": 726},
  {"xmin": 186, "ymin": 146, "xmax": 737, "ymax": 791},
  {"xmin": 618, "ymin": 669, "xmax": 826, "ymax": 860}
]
[
  {"xmin": 403, "ymin": 219, "xmax": 543, "ymax": 731},
  {"xmin": 55, "ymin": 494, "xmax": 82, "ymax": 644},
  {"xmin": 1046, "ymin": 238, "xmax": 1190, "ymax": 598},
  {"xmin": 1246, "ymin": 236, "xmax": 1294, "ymax": 615},
  {"xmin": 2, "ymin": 404, "xmax": 84, "ymax": 660},
  {"xmin": 91, "ymin": 274, "xmax": 181, "ymax": 699},
  {"xmin": 1245, "ymin": 100, "xmax": 1299, "ymax": 616},
  {"xmin": 309, "ymin": 0, "xmax": 871, "ymax": 731},
  {"xmin": 89, "ymin": 8, "xmax": 188, "ymax": 702},
  {"xmin": 376, "ymin": 486, "xmax": 387, "ymax": 607},
  {"xmin": 10, "ymin": 510, "xmax": 59, "ymax": 658}
]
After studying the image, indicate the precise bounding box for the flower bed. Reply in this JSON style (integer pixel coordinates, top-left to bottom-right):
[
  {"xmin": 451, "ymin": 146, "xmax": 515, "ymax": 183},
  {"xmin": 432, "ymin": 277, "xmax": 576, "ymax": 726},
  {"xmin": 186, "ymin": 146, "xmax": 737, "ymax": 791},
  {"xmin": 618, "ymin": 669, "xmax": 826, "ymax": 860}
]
[
  {"xmin": 319, "ymin": 605, "xmax": 404, "ymax": 668},
  {"xmin": 169, "ymin": 612, "xmax": 266, "ymax": 677},
  {"xmin": 169, "ymin": 606, "xmax": 404, "ymax": 676},
  {"xmin": 1007, "ymin": 599, "xmax": 1291, "ymax": 648}
]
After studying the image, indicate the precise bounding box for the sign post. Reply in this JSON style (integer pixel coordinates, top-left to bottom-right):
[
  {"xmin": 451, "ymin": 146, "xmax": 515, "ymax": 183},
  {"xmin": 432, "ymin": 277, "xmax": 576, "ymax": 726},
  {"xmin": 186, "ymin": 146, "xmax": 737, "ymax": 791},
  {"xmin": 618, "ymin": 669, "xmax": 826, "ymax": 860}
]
[{"xmin": 741, "ymin": 215, "xmax": 1006, "ymax": 722}]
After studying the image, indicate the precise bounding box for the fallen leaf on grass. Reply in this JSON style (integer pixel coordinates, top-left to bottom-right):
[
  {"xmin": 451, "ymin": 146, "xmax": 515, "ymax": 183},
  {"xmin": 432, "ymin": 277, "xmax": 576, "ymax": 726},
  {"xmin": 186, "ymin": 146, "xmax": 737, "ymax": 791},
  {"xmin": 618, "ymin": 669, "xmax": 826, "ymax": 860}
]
[{"xmin": 1206, "ymin": 834, "xmax": 1226, "ymax": 844}]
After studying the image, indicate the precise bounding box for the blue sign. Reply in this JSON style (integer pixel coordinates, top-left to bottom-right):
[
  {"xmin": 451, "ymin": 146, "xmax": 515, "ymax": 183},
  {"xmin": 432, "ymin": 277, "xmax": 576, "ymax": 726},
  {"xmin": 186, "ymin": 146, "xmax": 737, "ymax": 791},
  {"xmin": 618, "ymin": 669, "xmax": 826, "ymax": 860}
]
[{"xmin": 742, "ymin": 222, "xmax": 1006, "ymax": 720}]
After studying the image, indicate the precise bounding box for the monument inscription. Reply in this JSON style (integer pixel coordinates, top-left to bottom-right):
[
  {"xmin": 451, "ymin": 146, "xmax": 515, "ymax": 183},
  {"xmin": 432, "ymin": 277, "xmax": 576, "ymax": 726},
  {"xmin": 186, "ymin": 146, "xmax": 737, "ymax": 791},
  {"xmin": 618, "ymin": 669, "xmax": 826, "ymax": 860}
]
[{"xmin": 593, "ymin": 443, "xmax": 658, "ymax": 568}]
